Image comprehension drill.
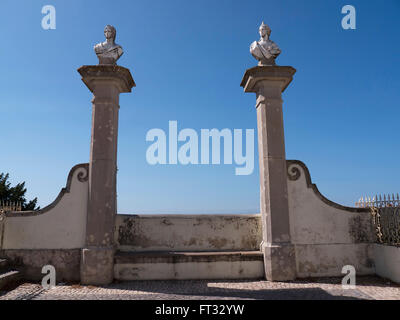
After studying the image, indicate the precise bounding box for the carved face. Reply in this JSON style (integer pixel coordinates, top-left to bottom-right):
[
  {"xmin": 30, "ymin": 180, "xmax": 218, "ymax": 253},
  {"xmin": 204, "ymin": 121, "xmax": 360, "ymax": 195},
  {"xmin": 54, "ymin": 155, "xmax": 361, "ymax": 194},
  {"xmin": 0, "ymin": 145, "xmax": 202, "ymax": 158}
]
[
  {"xmin": 259, "ymin": 27, "xmax": 267, "ymax": 38},
  {"xmin": 104, "ymin": 26, "xmax": 114, "ymax": 40}
]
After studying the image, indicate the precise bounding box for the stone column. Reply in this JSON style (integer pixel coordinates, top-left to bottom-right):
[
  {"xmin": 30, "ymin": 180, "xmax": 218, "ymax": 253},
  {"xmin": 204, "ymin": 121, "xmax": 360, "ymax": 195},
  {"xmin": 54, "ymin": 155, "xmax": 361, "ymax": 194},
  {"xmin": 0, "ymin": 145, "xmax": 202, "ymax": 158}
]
[
  {"xmin": 78, "ymin": 65, "xmax": 135, "ymax": 285},
  {"xmin": 241, "ymin": 66, "xmax": 296, "ymax": 281}
]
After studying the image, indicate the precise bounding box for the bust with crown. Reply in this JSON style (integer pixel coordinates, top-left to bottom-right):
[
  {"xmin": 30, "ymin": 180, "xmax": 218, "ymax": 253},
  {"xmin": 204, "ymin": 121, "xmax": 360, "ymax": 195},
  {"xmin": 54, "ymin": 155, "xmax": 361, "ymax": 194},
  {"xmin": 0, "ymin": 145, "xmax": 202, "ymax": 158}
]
[{"xmin": 250, "ymin": 22, "xmax": 281, "ymax": 66}]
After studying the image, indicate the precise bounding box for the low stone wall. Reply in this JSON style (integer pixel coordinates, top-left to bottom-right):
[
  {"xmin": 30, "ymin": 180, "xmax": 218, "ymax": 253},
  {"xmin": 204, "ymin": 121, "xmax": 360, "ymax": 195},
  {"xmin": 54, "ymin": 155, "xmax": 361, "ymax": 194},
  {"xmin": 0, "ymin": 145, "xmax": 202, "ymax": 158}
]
[
  {"xmin": 373, "ymin": 244, "xmax": 400, "ymax": 283},
  {"xmin": 0, "ymin": 164, "xmax": 88, "ymax": 250},
  {"xmin": 295, "ymin": 243, "xmax": 373, "ymax": 277},
  {"xmin": 0, "ymin": 164, "xmax": 89, "ymax": 281},
  {"xmin": 114, "ymin": 160, "xmax": 379, "ymax": 279},
  {"xmin": 114, "ymin": 251, "xmax": 264, "ymax": 280},
  {"xmin": 116, "ymin": 214, "xmax": 262, "ymax": 252},
  {"xmin": 286, "ymin": 160, "xmax": 375, "ymax": 277},
  {"xmin": 0, "ymin": 249, "xmax": 81, "ymax": 282},
  {"xmin": 0, "ymin": 159, "xmax": 391, "ymax": 282},
  {"xmin": 114, "ymin": 214, "xmax": 263, "ymax": 280}
]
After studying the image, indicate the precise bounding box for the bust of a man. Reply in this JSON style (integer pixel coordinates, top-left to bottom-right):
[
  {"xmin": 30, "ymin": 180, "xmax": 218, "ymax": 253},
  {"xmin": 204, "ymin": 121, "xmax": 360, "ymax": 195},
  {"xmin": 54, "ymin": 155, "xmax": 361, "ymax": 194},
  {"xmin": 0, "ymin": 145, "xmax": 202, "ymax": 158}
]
[
  {"xmin": 94, "ymin": 25, "xmax": 124, "ymax": 65},
  {"xmin": 250, "ymin": 22, "xmax": 281, "ymax": 66}
]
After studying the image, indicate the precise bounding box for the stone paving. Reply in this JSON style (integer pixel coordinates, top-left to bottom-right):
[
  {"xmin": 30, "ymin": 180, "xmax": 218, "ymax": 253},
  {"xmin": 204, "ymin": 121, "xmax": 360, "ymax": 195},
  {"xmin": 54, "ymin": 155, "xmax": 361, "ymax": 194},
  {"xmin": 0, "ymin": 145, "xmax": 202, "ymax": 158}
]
[{"xmin": 0, "ymin": 276, "xmax": 399, "ymax": 300}]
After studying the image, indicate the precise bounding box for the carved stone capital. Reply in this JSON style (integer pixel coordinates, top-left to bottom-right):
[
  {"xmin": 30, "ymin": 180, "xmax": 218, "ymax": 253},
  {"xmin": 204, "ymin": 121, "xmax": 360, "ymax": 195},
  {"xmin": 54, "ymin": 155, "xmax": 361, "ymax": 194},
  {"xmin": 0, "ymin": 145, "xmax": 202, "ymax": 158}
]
[
  {"xmin": 78, "ymin": 65, "xmax": 135, "ymax": 94},
  {"xmin": 240, "ymin": 66, "xmax": 296, "ymax": 94}
]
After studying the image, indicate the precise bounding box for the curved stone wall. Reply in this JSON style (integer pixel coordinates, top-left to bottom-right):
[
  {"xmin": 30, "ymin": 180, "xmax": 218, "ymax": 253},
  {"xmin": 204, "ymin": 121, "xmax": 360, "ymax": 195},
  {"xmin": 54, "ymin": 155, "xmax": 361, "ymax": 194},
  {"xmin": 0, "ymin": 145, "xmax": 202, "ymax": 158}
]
[
  {"xmin": 0, "ymin": 164, "xmax": 89, "ymax": 250},
  {"xmin": 286, "ymin": 160, "xmax": 375, "ymax": 277}
]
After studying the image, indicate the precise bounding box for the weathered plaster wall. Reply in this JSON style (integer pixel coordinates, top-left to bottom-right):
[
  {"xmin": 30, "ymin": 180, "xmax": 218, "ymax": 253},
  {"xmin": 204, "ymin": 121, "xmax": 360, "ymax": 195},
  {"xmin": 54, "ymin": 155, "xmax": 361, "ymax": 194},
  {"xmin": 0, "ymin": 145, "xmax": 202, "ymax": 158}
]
[
  {"xmin": 0, "ymin": 164, "xmax": 88, "ymax": 281},
  {"xmin": 286, "ymin": 160, "xmax": 375, "ymax": 277},
  {"xmin": 295, "ymin": 244, "xmax": 373, "ymax": 277},
  {"xmin": 0, "ymin": 249, "xmax": 81, "ymax": 282},
  {"xmin": 116, "ymin": 214, "xmax": 262, "ymax": 252},
  {"xmin": 0, "ymin": 164, "xmax": 89, "ymax": 250},
  {"xmin": 114, "ymin": 251, "xmax": 264, "ymax": 280},
  {"xmin": 0, "ymin": 159, "xmax": 383, "ymax": 282},
  {"xmin": 373, "ymin": 244, "xmax": 400, "ymax": 283},
  {"xmin": 115, "ymin": 261, "xmax": 264, "ymax": 281}
]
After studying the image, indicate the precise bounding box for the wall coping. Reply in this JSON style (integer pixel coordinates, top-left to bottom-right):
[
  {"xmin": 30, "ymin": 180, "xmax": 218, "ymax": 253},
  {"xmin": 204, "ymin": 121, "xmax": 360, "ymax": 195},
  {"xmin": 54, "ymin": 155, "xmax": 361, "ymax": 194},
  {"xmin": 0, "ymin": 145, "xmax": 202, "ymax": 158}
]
[
  {"xmin": 287, "ymin": 160, "xmax": 369, "ymax": 213},
  {"xmin": 117, "ymin": 213, "xmax": 261, "ymax": 218},
  {"xmin": 5, "ymin": 163, "xmax": 89, "ymax": 218}
]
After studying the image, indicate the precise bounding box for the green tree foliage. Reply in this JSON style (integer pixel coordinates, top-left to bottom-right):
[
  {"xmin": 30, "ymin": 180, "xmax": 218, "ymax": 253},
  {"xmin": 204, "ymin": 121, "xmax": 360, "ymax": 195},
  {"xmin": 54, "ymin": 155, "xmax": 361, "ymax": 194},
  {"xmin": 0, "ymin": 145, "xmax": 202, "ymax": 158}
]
[{"xmin": 0, "ymin": 173, "xmax": 39, "ymax": 211}]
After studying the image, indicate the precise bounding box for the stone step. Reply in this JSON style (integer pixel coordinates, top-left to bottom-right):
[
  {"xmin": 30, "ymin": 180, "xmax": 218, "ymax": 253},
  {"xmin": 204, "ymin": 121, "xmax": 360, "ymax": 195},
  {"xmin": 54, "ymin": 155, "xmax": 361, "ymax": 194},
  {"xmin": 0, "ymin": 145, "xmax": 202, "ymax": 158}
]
[
  {"xmin": 0, "ymin": 259, "xmax": 8, "ymax": 271},
  {"xmin": 0, "ymin": 270, "xmax": 21, "ymax": 290},
  {"xmin": 114, "ymin": 251, "xmax": 264, "ymax": 281}
]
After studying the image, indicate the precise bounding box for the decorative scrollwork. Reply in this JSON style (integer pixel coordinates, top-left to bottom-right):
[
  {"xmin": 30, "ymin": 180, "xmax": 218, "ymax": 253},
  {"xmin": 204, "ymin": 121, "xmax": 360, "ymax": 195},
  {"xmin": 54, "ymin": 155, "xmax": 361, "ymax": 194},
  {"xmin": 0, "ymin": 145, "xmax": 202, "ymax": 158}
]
[
  {"xmin": 287, "ymin": 164, "xmax": 301, "ymax": 181},
  {"xmin": 77, "ymin": 166, "xmax": 89, "ymax": 182}
]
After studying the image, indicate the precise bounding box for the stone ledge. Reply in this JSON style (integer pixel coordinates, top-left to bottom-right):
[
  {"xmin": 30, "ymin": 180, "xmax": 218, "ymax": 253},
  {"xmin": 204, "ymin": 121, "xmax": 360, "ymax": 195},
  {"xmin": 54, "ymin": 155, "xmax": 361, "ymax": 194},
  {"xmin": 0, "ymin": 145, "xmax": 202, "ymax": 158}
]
[
  {"xmin": 78, "ymin": 65, "xmax": 135, "ymax": 93},
  {"xmin": 0, "ymin": 270, "xmax": 20, "ymax": 290},
  {"xmin": 114, "ymin": 251, "xmax": 265, "ymax": 280},
  {"xmin": 240, "ymin": 65, "xmax": 296, "ymax": 93},
  {"xmin": 115, "ymin": 251, "xmax": 263, "ymax": 264}
]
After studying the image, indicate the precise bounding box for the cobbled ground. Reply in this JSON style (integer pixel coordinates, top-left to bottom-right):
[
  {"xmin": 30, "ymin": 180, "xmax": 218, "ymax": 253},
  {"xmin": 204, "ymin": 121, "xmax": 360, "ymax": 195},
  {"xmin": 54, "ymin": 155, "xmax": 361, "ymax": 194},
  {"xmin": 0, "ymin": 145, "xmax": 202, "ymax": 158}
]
[{"xmin": 1, "ymin": 276, "xmax": 399, "ymax": 300}]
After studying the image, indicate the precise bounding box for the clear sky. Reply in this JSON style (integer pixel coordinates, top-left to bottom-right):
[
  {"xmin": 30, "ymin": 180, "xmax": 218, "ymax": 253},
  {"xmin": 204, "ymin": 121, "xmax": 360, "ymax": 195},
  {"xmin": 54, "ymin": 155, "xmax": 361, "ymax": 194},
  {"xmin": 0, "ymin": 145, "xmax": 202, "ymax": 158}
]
[{"xmin": 1, "ymin": 0, "xmax": 399, "ymax": 213}]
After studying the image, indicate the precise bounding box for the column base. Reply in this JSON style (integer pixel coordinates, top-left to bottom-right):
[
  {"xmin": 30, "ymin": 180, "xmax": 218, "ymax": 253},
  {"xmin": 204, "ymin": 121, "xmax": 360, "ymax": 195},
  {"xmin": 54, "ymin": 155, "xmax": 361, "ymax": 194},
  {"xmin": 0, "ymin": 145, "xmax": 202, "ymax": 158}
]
[
  {"xmin": 80, "ymin": 247, "xmax": 114, "ymax": 285},
  {"xmin": 261, "ymin": 242, "xmax": 296, "ymax": 281}
]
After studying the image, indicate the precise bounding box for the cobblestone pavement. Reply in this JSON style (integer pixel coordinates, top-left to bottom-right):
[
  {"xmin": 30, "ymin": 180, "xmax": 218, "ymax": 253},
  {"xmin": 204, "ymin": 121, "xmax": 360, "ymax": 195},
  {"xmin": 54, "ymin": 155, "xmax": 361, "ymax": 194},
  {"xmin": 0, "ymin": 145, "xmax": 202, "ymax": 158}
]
[{"xmin": 0, "ymin": 276, "xmax": 399, "ymax": 300}]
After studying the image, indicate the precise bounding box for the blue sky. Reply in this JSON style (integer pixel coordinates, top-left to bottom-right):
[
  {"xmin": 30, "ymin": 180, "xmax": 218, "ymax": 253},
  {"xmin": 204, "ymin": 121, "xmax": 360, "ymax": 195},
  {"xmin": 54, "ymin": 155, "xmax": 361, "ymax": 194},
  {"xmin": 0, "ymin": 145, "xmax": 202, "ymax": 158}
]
[{"xmin": 1, "ymin": 0, "xmax": 399, "ymax": 213}]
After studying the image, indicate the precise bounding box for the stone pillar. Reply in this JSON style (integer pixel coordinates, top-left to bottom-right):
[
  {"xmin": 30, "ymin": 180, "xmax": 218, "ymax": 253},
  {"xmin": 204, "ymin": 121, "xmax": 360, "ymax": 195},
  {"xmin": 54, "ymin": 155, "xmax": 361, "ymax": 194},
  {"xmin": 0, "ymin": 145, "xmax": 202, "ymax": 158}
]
[
  {"xmin": 78, "ymin": 65, "xmax": 135, "ymax": 285},
  {"xmin": 241, "ymin": 66, "xmax": 296, "ymax": 281}
]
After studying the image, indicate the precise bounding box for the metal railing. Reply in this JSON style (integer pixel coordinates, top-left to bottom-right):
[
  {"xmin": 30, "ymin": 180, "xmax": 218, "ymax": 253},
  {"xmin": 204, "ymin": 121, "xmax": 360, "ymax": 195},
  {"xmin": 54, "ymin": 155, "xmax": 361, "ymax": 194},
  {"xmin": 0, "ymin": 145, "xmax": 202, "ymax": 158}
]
[
  {"xmin": 356, "ymin": 194, "xmax": 400, "ymax": 246},
  {"xmin": 355, "ymin": 194, "xmax": 400, "ymax": 208},
  {"xmin": 0, "ymin": 200, "xmax": 22, "ymax": 212}
]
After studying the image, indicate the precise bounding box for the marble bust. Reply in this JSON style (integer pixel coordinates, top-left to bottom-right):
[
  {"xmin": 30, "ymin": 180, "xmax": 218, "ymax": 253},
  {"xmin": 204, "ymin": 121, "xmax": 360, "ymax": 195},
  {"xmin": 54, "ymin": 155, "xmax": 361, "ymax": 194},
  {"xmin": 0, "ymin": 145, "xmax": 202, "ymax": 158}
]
[
  {"xmin": 250, "ymin": 22, "xmax": 281, "ymax": 66},
  {"xmin": 94, "ymin": 25, "xmax": 124, "ymax": 65}
]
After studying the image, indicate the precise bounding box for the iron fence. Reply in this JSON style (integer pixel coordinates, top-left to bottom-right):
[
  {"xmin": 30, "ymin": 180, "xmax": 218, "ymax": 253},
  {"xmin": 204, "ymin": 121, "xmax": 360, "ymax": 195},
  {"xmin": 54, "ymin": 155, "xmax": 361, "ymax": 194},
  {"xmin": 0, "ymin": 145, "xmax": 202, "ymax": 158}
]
[
  {"xmin": 0, "ymin": 200, "xmax": 22, "ymax": 212},
  {"xmin": 355, "ymin": 194, "xmax": 400, "ymax": 208},
  {"xmin": 356, "ymin": 194, "xmax": 400, "ymax": 246}
]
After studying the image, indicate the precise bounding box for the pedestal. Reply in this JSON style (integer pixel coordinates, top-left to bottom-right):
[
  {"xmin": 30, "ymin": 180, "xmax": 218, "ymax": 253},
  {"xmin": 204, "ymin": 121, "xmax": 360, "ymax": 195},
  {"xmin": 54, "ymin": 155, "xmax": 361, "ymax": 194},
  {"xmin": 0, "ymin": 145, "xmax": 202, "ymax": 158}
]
[
  {"xmin": 241, "ymin": 66, "xmax": 296, "ymax": 281},
  {"xmin": 78, "ymin": 65, "xmax": 135, "ymax": 285}
]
